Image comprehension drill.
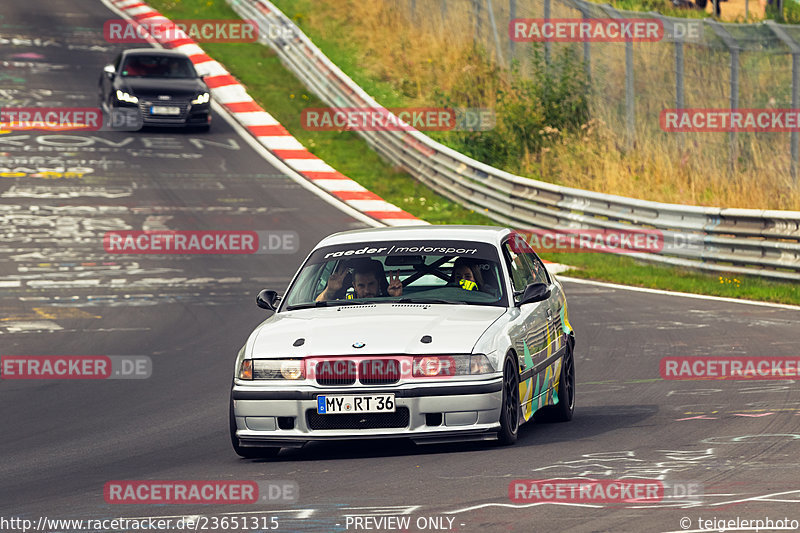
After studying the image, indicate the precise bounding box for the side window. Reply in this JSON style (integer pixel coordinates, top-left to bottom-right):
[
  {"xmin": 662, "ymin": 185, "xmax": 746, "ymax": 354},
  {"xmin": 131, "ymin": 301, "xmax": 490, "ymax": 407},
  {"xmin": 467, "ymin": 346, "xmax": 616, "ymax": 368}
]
[
  {"xmin": 527, "ymin": 252, "xmax": 550, "ymax": 285},
  {"xmin": 315, "ymin": 261, "xmax": 337, "ymax": 295},
  {"xmin": 502, "ymin": 242, "xmax": 536, "ymax": 302}
]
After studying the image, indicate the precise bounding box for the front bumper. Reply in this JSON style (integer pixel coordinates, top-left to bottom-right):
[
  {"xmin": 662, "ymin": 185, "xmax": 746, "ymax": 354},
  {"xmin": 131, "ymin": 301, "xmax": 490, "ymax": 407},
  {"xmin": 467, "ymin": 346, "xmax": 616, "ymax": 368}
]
[
  {"xmin": 231, "ymin": 378, "xmax": 503, "ymax": 447},
  {"xmin": 112, "ymin": 101, "xmax": 211, "ymax": 127}
]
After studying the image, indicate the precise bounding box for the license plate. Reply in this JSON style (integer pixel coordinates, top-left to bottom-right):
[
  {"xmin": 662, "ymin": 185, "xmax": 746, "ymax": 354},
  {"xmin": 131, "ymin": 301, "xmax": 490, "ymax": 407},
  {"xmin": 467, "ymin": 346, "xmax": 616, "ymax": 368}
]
[
  {"xmin": 150, "ymin": 105, "xmax": 181, "ymax": 115},
  {"xmin": 317, "ymin": 394, "xmax": 395, "ymax": 414}
]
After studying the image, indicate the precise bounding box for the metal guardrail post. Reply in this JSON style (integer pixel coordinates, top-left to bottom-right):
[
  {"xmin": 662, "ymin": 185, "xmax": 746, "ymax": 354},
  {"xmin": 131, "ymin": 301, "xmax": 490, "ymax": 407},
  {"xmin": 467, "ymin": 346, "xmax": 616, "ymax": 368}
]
[
  {"xmin": 652, "ymin": 13, "xmax": 685, "ymax": 150},
  {"xmin": 601, "ymin": 4, "xmax": 635, "ymax": 147},
  {"xmin": 474, "ymin": 0, "xmax": 482, "ymax": 45},
  {"xmin": 509, "ymin": 0, "xmax": 516, "ymax": 60},
  {"xmin": 486, "ymin": 0, "xmax": 505, "ymax": 66},
  {"xmin": 794, "ymin": 53, "xmax": 799, "ymax": 185},
  {"xmin": 729, "ymin": 49, "xmax": 740, "ymax": 173},
  {"xmin": 544, "ymin": 0, "xmax": 552, "ymax": 65},
  {"xmin": 676, "ymin": 43, "xmax": 685, "ymax": 149},
  {"xmin": 582, "ymin": 9, "xmax": 591, "ymax": 81},
  {"xmin": 561, "ymin": 0, "xmax": 591, "ymax": 77},
  {"xmin": 766, "ymin": 20, "xmax": 800, "ymax": 184},
  {"xmin": 708, "ymin": 20, "xmax": 741, "ymax": 174}
]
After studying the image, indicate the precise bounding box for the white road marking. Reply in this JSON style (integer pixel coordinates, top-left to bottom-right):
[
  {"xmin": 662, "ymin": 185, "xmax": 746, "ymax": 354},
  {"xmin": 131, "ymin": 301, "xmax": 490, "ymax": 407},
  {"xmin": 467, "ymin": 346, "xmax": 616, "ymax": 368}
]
[{"xmin": 559, "ymin": 276, "xmax": 800, "ymax": 310}]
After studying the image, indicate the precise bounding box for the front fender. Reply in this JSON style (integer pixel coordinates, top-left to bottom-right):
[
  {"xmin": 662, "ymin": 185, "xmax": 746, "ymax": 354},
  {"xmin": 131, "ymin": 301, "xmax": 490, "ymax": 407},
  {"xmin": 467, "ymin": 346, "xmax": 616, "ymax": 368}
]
[{"xmin": 472, "ymin": 308, "xmax": 516, "ymax": 372}]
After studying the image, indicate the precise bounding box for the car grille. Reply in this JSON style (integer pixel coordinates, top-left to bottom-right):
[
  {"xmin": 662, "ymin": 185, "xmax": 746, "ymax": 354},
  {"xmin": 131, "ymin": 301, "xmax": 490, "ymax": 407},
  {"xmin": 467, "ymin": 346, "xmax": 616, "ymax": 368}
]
[
  {"xmin": 306, "ymin": 407, "xmax": 410, "ymax": 430},
  {"xmin": 312, "ymin": 358, "xmax": 402, "ymax": 386},
  {"xmin": 359, "ymin": 359, "xmax": 401, "ymax": 385},
  {"xmin": 138, "ymin": 99, "xmax": 191, "ymax": 121},
  {"xmin": 315, "ymin": 359, "xmax": 357, "ymax": 386}
]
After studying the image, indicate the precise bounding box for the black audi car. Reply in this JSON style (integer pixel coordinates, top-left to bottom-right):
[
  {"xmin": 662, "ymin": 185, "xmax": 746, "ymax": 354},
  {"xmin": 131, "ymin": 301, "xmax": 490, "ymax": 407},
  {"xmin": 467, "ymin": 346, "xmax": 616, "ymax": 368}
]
[{"xmin": 99, "ymin": 49, "xmax": 212, "ymax": 130}]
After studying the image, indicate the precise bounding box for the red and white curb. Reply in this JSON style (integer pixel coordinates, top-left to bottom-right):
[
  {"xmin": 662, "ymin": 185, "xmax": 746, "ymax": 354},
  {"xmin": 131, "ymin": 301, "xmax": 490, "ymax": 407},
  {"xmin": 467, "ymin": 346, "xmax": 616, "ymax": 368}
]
[
  {"xmin": 103, "ymin": 0, "xmax": 569, "ymax": 273},
  {"xmin": 107, "ymin": 0, "xmax": 423, "ymax": 227}
]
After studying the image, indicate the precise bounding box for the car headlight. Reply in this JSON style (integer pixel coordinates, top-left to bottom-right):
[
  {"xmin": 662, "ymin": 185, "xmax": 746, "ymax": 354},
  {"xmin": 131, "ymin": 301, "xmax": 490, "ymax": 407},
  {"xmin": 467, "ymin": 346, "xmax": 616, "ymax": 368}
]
[
  {"xmin": 115, "ymin": 90, "xmax": 138, "ymax": 104},
  {"xmin": 238, "ymin": 359, "xmax": 305, "ymax": 380},
  {"xmin": 412, "ymin": 354, "xmax": 494, "ymax": 377},
  {"xmin": 238, "ymin": 359, "xmax": 253, "ymax": 380},
  {"xmin": 469, "ymin": 354, "xmax": 494, "ymax": 374},
  {"xmin": 191, "ymin": 92, "xmax": 210, "ymax": 105}
]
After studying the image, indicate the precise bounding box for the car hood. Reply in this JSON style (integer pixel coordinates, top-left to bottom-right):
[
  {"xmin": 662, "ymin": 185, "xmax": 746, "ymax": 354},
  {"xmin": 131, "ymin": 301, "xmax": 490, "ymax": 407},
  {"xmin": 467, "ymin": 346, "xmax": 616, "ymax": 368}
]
[
  {"xmin": 117, "ymin": 77, "xmax": 207, "ymax": 98},
  {"xmin": 249, "ymin": 305, "xmax": 507, "ymax": 357}
]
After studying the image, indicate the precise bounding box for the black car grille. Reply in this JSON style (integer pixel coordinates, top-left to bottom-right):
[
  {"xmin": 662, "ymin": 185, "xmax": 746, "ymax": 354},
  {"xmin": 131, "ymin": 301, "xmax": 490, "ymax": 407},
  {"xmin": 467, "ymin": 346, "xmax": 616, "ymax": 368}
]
[
  {"xmin": 138, "ymin": 99, "xmax": 191, "ymax": 121},
  {"xmin": 315, "ymin": 359, "xmax": 357, "ymax": 386},
  {"xmin": 359, "ymin": 359, "xmax": 401, "ymax": 385},
  {"xmin": 306, "ymin": 407, "xmax": 410, "ymax": 430},
  {"xmin": 313, "ymin": 358, "xmax": 402, "ymax": 386}
]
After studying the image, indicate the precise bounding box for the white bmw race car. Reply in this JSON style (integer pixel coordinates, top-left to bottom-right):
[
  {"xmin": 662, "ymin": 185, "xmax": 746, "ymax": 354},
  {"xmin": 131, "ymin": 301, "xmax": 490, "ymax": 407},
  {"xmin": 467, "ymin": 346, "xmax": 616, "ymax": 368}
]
[{"xmin": 230, "ymin": 225, "xmax": 575, "ymax": 458}]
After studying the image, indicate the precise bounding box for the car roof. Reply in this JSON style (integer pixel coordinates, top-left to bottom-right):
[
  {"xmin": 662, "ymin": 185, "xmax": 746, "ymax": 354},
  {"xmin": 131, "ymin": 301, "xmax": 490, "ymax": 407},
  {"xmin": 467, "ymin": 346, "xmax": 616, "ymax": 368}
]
[
  {"xmin": 316, "ymin": 225, "xmax": 512, "ymax": 248},
  {"xmin": 121, "ymin": 48, "xmax": 190, "ymax": 58}
]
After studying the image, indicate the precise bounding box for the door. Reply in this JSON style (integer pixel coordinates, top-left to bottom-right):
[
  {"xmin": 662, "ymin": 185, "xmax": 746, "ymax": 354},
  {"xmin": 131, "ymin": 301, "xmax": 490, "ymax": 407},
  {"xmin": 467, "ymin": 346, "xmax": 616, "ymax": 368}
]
[{"xmin": 501, "ymin": 238, "xmax": 553, "ymax": 423}]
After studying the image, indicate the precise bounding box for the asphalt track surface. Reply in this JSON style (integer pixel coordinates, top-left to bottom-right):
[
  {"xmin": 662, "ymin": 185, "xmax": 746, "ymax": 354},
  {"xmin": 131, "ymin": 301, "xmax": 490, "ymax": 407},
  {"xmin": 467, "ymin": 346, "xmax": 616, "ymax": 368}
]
[{"xmin": 2, "ymin": 1, "xmax": 800, "ymax": 532}]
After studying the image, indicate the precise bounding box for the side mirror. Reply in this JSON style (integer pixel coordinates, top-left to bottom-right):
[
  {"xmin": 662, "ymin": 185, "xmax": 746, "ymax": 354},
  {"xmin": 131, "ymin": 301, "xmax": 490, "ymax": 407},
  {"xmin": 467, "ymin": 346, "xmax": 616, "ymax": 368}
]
[
  {"xmin": 256, "ymin": 289, "xmax": 280, "ymax": 311},
  {"xmin": 517, "ymin": 282, "xmax": 551, "ymax": 306},
  {"xmin": 103, "ymin": 64, "xmax": 116, "ymax": 78}
]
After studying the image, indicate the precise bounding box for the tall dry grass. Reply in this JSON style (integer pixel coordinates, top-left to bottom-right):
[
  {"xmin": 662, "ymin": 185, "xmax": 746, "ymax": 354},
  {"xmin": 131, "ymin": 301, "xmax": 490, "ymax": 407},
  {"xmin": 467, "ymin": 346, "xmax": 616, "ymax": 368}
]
[{"xmin": 288, "ymin": 0, "xmax": 800, "ymax": 210}]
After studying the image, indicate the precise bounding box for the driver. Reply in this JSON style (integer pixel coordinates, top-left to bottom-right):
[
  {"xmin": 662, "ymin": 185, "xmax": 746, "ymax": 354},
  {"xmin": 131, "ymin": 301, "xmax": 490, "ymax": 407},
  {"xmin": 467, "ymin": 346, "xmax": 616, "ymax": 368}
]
[{"xmin": 316, "ymin": 259, "xmax": 402, "ymax": 301}]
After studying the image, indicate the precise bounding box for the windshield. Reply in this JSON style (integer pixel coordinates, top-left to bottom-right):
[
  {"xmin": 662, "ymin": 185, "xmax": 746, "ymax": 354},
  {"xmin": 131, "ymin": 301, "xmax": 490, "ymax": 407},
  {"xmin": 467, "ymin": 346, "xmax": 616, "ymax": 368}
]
[
  {"xmin": 283, "ymin": 240, "xmax": 508, "ymax": 309},
  {"xmin": 120, "ymin": 55, "xmax": 197, "ymax": 78}
]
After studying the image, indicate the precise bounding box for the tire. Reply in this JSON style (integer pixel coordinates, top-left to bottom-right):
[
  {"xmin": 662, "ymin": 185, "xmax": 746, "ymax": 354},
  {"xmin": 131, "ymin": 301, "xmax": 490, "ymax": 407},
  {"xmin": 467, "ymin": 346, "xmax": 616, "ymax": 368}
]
[
  {"xmin": 229, "ymin": 397, "xmax": 281, "ymax": 459},
  {"xmin": 497, "ymin": 356, "xmax": 521, "ymax": 445},
  {"xmin": 534, "ymin": 345, "xmax": 575, "ymax": 423}
]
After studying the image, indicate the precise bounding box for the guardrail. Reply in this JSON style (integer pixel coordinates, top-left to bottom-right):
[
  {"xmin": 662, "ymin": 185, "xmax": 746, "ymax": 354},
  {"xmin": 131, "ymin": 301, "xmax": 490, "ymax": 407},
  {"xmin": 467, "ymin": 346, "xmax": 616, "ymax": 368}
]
[{"xmin": 227, "ymin": 0, "xmax": 800, "ymax": 281}]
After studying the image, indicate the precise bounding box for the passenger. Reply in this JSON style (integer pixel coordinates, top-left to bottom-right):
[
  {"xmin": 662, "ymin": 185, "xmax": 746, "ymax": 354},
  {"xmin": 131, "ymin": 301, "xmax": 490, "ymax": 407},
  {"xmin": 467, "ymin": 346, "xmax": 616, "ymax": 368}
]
[
  {"xmin": 316, "ymin": 259, "xmax": 402, "ymax": 301},
  {"xmin": 451, "ymin": 257, "xmax": 484, "ymax": 291}
]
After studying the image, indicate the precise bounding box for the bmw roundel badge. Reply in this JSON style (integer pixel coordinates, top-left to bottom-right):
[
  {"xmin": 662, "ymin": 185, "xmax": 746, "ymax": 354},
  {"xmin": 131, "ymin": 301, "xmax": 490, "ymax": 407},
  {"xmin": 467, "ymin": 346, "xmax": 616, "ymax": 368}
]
[{"xmin": 352, "ymin": 342, "xmax": 366, "ymax": 349}]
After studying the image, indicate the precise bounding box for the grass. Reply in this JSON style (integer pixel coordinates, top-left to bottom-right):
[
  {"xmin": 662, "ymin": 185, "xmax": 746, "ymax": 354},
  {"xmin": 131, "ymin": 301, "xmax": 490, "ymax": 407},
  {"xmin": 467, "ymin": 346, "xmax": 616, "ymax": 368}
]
[
  {"xmin": 268, "ymin": 0, "xmax": 800, "ymax": 211},
  {"xmin": 144, "ymin": 0, "xmax": 800, "ymax": 305}
]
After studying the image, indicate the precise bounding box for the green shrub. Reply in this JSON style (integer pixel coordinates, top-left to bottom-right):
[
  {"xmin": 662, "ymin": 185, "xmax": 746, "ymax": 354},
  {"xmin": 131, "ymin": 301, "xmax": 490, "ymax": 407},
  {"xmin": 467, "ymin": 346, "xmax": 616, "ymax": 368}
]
[{"xmin": 433, "ymin": 44, "xmax": 591, "ymax": 170}]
